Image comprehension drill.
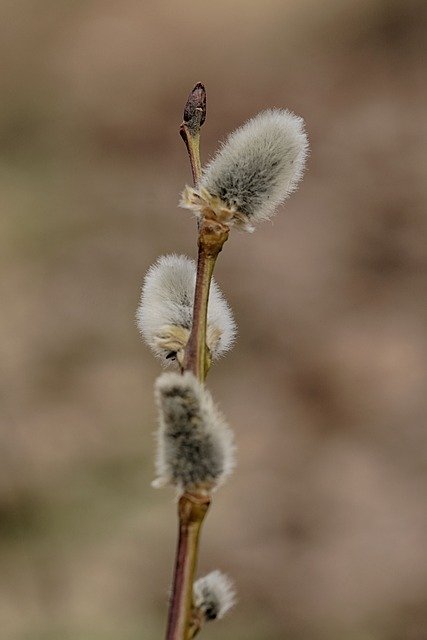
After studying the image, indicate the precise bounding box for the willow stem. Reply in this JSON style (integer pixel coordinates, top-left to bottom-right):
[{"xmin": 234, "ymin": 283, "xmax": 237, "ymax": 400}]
[
  {"xmin": 180, "ymin": 126, "xmax": 202, "ymax": 185},
  {"xmin": 183, "ymin": 247, "xmax": 215, "ymax": 381},
  {"xmin": 165, "ymin": 83, "xmax": 226, "ymax": 640},
  {"xmin": 170, "ymin": 223, "xmax": 227, "ymax": 640},
  {"xmin": 165, "ymin": 494, "xmax": 210, "ymax": 640},
  {"xmin": 183, "ymin": 222, "xmax": 228, "ymax": 381}
]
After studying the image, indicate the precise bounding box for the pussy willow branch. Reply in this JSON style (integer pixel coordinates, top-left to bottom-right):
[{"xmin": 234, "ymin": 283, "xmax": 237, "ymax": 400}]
[
  {"xmin": 179, "ymin": 85, "xmax": 229, "ymax": 381},
  {"xmin": 165, "ymin": 84, "xmax": 228, "ymax": 640},
  {"xmin": 165, "ymin": 494, "xmax": 209, "ymax": 640}
]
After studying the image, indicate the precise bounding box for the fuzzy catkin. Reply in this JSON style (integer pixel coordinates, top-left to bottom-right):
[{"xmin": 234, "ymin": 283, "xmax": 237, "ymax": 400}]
[
  {"xmin": 136, "ymin": 254, "xmax": 236, "ymax": 364},
  {"xmin": 193, "ymin": 571, "xmax": 236, "ymax": 620},
  {"xmin": 182, "ymin": 109, "xmax": 308, "ymax": 231},
  {"xmin": 153, "ymin": 372, "xmax": 235, "ymax": 492}
]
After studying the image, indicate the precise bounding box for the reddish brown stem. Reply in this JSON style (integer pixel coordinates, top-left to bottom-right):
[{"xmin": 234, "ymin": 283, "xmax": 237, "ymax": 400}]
[
  {"xmin": 166, "ymin": 494, "xmax": 210, "ymax": 640},
  {"xmin": 166, "ymin": 223, "xmax": 227, "ymax": 640}
]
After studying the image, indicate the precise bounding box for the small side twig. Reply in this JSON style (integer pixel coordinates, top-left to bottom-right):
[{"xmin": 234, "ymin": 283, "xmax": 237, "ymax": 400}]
[{"xmin": 186, "ymin": 610, "xmax": 204, "ymax": 640}]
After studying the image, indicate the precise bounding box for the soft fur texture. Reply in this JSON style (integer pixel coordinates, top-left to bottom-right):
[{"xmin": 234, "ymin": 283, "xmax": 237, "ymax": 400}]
[
  {"xmin": 136, "ymin": 254, "xmax": 236, "ymax": 364},
  {"xmin": 153, "ymin": 372, "xmax": 235, "ymax": 492},
  {"xmin": 196, "ymin": 109, "xmax": 308, "ymax": 229},
  {"xmin": 193, "ymin": 570, "xmax": 236, "ymax": 620}
]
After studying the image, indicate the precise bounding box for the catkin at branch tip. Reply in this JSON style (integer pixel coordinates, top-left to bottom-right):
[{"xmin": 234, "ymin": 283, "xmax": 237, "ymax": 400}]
[
  {"xmin": 193, "ymin": 570, "xmax": 236, "ymax": 620},
  {"xmin": 153, "ymin": 371, "xmax": 235, "ymax": 492},
  {"xmin": 181, "ymin": 109, "xmax": 308, "ymax": 231},
  {"xmin": 136, "ymin": 254, "xmax": 236, "ymax": 365}
]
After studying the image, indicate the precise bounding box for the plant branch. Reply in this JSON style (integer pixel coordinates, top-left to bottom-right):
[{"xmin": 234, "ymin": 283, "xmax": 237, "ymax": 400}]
[
  {"xmin": 179, "ymin": 82, "xmax": 230, "ymax": 383},
  {"xmin": 183, "ymin": 221, "xmax": 229, "ymax": 381},
  {"xmin": 165, "ymin": 83, "xmax": 228, "ymax": 640},
  {"xmin": 165, "ymin": 494, "xmax": 210, "ymax": 640}
]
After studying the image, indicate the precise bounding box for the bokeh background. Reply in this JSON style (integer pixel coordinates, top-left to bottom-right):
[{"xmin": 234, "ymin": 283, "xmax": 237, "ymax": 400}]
[{"xmin": 1, "ymin": 1, "xmax": 427, "ymax": 638}]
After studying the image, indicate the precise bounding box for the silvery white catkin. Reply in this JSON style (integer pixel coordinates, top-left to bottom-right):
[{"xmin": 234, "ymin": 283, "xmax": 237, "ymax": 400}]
[
  {"xmin": 193, "ymin": 571, "xmax": 236, "ymax": 620},
  {"xmin": 153, "ymin": 371, "xmax": 235, "ymax": 492},
  {"xmin": 182, "ymin": 109, "xmax": 308, "ymax": 231},
  {"xmin": 136, "ymin": 254, "xmax": 236, "ymax": 364}
]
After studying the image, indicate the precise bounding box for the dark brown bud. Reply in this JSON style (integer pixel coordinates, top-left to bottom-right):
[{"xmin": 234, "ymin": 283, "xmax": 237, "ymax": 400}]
[{"xmin": 183, "ymin": 82, "xmax": 206, "ymax": 130}]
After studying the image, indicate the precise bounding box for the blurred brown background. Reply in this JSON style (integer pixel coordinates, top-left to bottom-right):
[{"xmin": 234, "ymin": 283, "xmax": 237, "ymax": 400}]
[{"xmin": 1, "ymin": 0, "xmax": 427, "ymax": 638}]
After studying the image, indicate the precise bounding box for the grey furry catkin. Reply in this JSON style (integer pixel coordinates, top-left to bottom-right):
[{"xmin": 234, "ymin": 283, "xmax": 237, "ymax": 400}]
[
  {"xmin": 136, "ymin": 254, "xmax": 236, "ymax": 365},
  {"xmin": 153, "ymin": 372, "xmax": 235, "ymax": 492},
  {"xmin": 181, "ymin": 109, "xmax": 308, "ymax": 231},
  {"xmin": 193, "ymin": 571, "xmax": 236, "ymax": 620}
]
